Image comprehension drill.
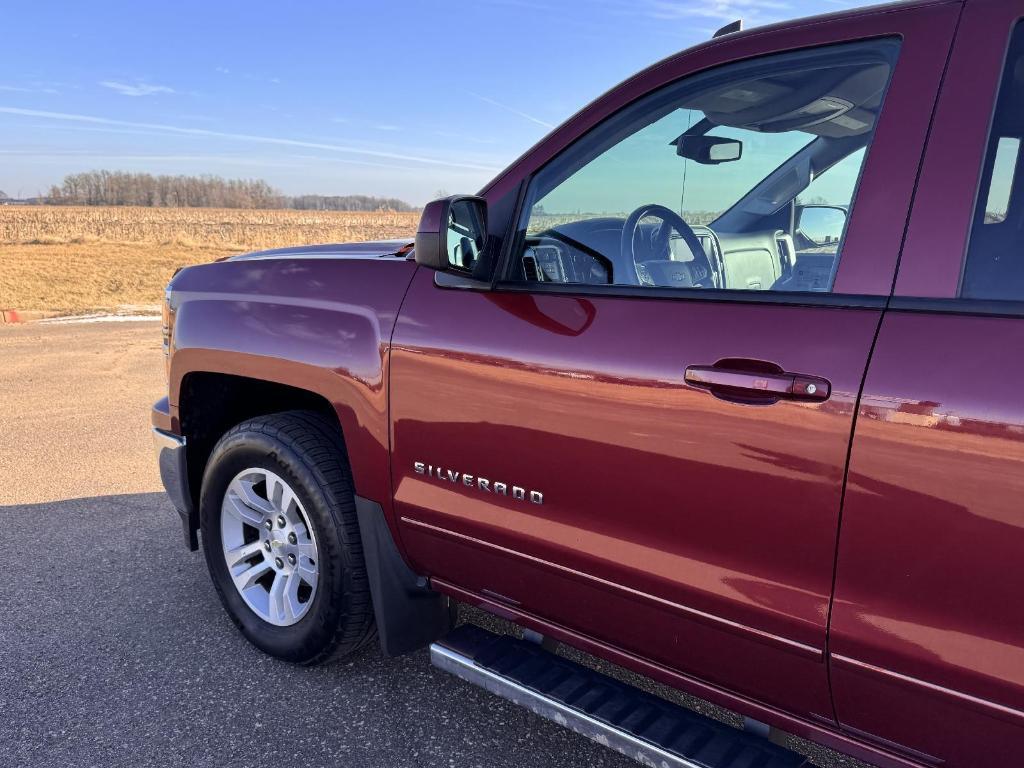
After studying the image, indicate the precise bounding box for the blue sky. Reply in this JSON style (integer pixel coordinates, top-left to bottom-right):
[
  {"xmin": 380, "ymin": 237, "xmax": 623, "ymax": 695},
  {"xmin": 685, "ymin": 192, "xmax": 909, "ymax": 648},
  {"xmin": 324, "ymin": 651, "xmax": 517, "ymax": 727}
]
[{"xmin": 0, "ymin": 0, "xmax": 863, "ymax": 204}]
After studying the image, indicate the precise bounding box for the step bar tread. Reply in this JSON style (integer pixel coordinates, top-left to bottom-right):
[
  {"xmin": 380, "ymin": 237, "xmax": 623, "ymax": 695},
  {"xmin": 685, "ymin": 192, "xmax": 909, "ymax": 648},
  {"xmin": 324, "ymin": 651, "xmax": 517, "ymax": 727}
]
[{"xmin": 431, "ymin": 625, "xmax": 808, "ymax": 768}]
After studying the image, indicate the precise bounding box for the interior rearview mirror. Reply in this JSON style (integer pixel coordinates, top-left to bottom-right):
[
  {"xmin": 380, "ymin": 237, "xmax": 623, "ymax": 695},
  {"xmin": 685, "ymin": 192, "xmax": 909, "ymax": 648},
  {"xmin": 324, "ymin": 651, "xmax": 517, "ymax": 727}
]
[
  {"xmin": 672, "ymin": 135, "xmax": 743, "ymax": 164},
  {"xmin": 797, "ymin": 204, "xmax": 848, "ymax": 247},
  {"xmin": 415, "ymin": 195, "xmax": 488, "ymax": 272}
]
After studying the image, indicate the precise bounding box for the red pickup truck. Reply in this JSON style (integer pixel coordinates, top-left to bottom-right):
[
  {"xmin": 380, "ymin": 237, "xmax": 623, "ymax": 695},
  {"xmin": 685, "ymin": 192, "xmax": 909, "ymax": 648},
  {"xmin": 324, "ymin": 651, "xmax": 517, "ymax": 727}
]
[{"xmin": 152, "ymin": 1, "xmax": 1024, "ymax": 765}]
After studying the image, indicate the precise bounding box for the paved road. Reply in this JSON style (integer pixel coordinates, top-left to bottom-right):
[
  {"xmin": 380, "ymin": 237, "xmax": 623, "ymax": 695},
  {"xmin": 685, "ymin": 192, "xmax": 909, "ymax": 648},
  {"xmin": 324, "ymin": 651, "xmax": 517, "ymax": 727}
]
[{"xmin": 0, "ymin": 321, "xmax": 868, "ymax": 768}]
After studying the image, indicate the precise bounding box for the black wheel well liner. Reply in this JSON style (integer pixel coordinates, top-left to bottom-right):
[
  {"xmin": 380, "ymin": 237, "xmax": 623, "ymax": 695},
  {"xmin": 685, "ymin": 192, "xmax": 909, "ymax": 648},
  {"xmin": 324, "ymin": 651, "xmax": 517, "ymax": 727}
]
[{"xmin": 178, "ymin": 371, "xmax": 340, "ymax": 514}]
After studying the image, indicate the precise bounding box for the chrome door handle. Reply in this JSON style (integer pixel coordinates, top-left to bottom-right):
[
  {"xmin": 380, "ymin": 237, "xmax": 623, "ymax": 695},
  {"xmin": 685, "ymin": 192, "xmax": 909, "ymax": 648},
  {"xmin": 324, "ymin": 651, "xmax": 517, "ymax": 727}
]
[{"xmin": 684, "ymin": 365, "xmax": 830, "ymax": 401}]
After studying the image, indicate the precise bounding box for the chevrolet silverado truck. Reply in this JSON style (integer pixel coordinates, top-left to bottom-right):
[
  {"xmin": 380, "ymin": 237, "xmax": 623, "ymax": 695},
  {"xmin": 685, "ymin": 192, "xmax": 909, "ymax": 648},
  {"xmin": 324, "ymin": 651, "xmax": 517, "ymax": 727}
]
[{"xmin": 151, "ymin": 1, "xmax": 1024, "ymax": 765}]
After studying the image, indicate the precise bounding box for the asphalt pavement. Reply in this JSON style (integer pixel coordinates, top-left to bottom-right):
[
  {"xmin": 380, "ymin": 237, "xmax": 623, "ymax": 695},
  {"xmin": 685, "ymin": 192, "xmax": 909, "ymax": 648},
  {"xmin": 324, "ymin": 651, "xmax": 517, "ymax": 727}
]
[{"xmin": 0, "ymin": 320, "xmax": 868, "ymax": 768}]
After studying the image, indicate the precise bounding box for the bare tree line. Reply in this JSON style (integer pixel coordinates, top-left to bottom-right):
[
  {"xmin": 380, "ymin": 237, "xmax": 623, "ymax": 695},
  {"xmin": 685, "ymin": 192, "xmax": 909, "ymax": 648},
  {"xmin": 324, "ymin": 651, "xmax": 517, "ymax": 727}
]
[
  {"xmin": 289, "ymin": 194, "xmax": 415, "ymax": 212},
  {"xmin": 44, "ymin": 171, "xmax": 416, "ymax": 211}
]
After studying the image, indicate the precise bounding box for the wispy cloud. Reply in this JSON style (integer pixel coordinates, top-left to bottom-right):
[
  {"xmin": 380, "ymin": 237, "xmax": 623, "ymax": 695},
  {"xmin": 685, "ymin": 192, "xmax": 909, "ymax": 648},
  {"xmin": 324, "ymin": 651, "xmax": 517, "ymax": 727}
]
[
  {"xmin": 0, "ymin": 84, "xmax": 59, "ymax": 95},
  {"xmin": 24, "ymin": 122, "xmax": 200, "ymax": 141},
  {"xmin": 0, "ymin": 107, "xmax": 503, "ymax": 172},
  {"xmin": 0, "ymin": 147, "xmax": 489, "ymax": 178},
  {"xmin": 215, "ymin": 67, "xmax": 230, "ymax": 74},
  {"xmin": 285, "ymin": 153, "xmax": 434, "ymax": 173},
  {"xmin": 467, "ymin": 91, "xmax": 555, "ymax": 129},
  {"xmin": 376, "ymin": 124, "xmax": 400, "ymax": 132},
  {"xmin": 100, "ymin": 81, "xmax": 176, "ymax": 97},
  {"xmin": 176, "ymin": 114, "xmax": 220, "ymax": 123},
  {"xmin": 434, "ymin": 130, "xmax": 497, "ymax": 146},
  {"xmin": 0, "ymin": 149, "xmax": 303, "ymax": 166},
  {"xmin": 476, "ymin": 0, "xmax": 554, "ymax": 9},
  {"xmin": 646, "ymin": 0, "xmax": 790, "ymax": 24}
]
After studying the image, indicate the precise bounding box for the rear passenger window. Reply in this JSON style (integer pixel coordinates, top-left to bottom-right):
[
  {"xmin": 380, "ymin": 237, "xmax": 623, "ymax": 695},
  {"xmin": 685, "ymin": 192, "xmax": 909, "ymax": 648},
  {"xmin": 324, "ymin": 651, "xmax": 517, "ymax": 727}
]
[
  {"xmin": 961, "ymin": 22, "xmax": 1024, "ymax": 300},
  {"xmin": 982, "ymin": 137, "xmax": 1020, "ymax": 224}
]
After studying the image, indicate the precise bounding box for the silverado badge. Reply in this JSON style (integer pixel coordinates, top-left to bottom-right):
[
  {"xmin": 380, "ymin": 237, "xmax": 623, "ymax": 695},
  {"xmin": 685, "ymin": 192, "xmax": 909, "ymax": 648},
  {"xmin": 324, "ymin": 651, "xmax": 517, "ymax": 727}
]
[{"xmin": 413, "ymin": 461, "xmax": 543, "ymax": 505}]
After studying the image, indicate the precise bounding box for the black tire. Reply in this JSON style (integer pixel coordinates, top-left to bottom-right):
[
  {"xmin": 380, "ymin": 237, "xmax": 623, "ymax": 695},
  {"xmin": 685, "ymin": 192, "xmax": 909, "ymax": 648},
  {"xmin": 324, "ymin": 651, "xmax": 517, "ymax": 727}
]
[{"xmin": 199, "ymin": 410, "xmax": 376, "ymax": 664}]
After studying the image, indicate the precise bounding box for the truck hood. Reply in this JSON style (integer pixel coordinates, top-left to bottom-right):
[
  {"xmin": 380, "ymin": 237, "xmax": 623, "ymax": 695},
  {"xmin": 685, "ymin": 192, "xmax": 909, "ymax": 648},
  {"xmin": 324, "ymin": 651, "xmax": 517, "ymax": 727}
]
[{"xmin": 227, "ymin": 239, "xmax": 414, "ymax": 262}]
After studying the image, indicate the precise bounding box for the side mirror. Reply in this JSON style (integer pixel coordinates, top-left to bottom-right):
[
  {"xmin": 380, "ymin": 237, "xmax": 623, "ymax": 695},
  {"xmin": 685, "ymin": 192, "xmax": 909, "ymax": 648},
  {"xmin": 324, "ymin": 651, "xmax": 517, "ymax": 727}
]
[
  {"xmin": 796, "ymin": 204, "xmax": 848, "ymax": 247},
  {"xmin": 415, "ymin": 195, "xmax": 487, "ymax": 272},
  {"xmin": 672, "ymin": 135, "xmax": 743, "ymax": 164}
]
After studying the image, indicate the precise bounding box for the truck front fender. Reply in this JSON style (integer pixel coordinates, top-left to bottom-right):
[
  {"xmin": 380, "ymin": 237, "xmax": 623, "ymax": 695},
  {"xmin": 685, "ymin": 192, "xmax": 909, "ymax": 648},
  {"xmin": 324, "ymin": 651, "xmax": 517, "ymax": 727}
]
[{"xmin": 167, "ymin": 256, "xmax": 417, "ymax": 507}]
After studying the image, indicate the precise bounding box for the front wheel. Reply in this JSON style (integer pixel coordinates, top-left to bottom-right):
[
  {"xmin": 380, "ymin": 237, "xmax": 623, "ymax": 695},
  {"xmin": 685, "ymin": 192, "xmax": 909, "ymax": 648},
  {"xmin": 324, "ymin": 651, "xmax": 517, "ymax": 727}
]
[{"xmin": 199, "ymin": 410, "xmax": 375, "ymax": 664}]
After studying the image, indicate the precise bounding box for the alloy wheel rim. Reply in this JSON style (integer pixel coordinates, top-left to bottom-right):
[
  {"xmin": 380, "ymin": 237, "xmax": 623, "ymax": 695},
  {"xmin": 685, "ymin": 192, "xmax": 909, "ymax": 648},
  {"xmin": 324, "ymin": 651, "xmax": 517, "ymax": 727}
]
[{"xmin": 220, "ymin": 467, "xmax": 319, "ymax": 626}]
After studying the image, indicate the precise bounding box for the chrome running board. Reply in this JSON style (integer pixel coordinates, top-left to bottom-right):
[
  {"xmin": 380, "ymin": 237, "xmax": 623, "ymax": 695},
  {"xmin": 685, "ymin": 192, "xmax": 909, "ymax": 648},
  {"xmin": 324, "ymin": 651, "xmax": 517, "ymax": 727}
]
[{"xmin": 431, "ymin": 625, "xmax": 808, "ymax": 768}]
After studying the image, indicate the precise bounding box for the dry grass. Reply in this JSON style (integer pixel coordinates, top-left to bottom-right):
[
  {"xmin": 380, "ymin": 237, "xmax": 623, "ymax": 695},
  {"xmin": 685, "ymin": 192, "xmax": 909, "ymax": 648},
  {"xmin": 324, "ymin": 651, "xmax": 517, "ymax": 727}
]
[{"xmin": 0, "ymin": 206, "xmax": 420, "ymax": 313}]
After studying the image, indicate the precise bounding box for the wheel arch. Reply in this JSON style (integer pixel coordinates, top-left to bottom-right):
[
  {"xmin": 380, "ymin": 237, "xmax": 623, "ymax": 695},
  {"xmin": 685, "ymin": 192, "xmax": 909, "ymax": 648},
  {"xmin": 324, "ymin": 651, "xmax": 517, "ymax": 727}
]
[
  {"xmin": 169, "ymin": 343, "xmax": 393, "ymax": 513},
  {"xmin": 177, "ymin": 370, "xmax": 345, "ymax": 514}
]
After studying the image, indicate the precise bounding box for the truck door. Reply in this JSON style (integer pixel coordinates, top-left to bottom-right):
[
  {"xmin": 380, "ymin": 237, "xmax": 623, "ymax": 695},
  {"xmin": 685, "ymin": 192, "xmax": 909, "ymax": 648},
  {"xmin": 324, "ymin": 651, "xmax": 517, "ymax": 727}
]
[
  {"xmin": 830, "ymin": 3, "xmax": 1024, "ymax": 765},
  {"xmin": 389, "ymin": 5, "xmax": 957, "ymax": 721}
]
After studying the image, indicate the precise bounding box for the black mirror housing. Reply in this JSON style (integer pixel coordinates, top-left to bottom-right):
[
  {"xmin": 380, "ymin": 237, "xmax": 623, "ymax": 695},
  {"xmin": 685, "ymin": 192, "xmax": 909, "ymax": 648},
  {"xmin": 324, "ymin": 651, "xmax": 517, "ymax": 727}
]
[
  {"xmin": 673, "ymin": 135, "xmax": 743, "ymax": 164},
  {"xmin": 415, "ymin": 195, "xmax": 488, "ymax": 272}
]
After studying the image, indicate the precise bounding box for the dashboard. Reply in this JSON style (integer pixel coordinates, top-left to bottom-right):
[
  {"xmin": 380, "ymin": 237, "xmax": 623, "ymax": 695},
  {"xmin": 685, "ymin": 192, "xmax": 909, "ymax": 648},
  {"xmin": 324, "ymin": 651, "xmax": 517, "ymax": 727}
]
[
  {"xmin": 521, "ymin": 238, "xmax": 612, "ymax": 285},
  {"xmin": 518, "ymin": 219, "xmax": 839, "ymax": 292}
]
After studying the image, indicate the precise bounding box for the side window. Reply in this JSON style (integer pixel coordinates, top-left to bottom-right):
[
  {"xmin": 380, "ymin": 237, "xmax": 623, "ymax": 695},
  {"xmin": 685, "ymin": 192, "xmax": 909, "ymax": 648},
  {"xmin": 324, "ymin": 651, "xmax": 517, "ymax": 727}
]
[
  {"xmin": 961, "ymin": 22, "xmax": 1024, "ymax": 300},
  {"xmin": 511, "ymin": 40, "xmax": 899, "ymax": 293}
]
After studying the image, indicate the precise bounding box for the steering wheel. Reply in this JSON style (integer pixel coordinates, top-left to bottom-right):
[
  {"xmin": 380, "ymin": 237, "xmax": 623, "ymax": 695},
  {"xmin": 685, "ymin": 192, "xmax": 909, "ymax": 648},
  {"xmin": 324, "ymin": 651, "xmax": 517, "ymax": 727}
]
[{"xmin": 620, "ymin": 204, "xmax": 717, "ymax": 288}]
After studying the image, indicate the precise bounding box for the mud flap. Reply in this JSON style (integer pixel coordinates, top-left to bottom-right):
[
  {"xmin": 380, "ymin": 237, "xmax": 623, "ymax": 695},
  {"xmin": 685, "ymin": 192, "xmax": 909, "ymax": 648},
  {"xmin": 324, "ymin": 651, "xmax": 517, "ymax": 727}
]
[{"xmin": 354, "ymin": 495, "xmax": 453, "ymax": 656}]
